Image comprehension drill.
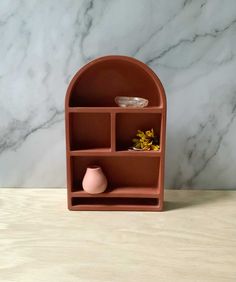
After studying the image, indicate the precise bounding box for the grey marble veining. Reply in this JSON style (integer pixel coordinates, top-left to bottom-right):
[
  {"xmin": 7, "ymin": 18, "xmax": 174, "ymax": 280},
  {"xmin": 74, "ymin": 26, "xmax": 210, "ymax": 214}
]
[{"xmin": 0, "ymin": 0, "xmax": 236, "ymax": 188}]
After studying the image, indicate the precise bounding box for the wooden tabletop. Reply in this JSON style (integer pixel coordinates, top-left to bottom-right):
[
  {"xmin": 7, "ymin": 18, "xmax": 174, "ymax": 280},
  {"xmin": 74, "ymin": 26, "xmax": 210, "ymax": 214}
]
[{"xmin": 0, "ymin": 189, "xmax": 236, "ymax": 282}]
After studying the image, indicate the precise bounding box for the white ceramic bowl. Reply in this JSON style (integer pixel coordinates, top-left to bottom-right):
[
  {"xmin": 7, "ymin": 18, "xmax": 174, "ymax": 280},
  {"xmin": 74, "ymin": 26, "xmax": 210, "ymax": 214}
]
[{"xmin": 115, "ymin": 96, "xmax": 149, "ymax": 108}]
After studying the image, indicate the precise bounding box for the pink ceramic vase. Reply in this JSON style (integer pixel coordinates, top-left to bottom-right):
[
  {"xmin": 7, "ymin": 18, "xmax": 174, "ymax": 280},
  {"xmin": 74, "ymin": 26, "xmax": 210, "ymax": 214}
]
[{"xmin": 82, "ymin": 166, "xmax": 107, "ymax": 194}]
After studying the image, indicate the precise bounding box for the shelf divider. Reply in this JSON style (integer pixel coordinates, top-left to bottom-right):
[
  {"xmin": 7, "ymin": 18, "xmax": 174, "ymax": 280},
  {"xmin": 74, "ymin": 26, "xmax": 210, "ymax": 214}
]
[
  {"xmin": 111, "ymin": 112, "xmax": 116, "ymax": 152},
  {"xmin": 68, "ymin": 107, "xmax": 163, "ymax": 113},
  {"xmin": 72, "ymin": 186, "xmax": 159, "ymax": 198},
  {"xmin": 69, "ymin": 149, "xmax": 161, "ymax": 157}
]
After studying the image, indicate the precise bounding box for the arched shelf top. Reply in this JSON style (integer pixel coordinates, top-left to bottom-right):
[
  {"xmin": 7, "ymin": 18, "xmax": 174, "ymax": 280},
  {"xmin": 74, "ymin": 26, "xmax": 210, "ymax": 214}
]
[{"xmin": 66, "ymin": 55, "xmax": 166, "ymax": 108}]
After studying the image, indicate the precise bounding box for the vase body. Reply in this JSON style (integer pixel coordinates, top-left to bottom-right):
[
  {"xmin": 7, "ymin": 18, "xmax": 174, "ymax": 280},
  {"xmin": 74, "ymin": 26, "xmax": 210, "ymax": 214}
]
[{"xmin": 82, "ymin": 166, "xmax": 107, "ymax": 194}]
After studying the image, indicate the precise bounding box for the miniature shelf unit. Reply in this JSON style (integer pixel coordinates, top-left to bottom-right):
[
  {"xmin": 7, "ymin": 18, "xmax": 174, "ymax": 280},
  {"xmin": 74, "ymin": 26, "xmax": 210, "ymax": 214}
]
[{"xmin": 65, "ymin": 56, "xmax": 166, "ymax": 211}]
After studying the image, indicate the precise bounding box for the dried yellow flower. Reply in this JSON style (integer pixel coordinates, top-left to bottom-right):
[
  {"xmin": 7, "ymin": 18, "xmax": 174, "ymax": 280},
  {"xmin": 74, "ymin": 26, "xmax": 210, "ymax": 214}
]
[{"xmin": 132, "ymin": 128, "xmax": 160, "ymax": 151}]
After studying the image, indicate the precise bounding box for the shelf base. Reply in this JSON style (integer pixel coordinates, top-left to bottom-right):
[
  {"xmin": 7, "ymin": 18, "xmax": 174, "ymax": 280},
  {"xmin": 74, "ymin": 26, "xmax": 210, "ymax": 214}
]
[
  {"xmin": 69, "ymin": 204, "xmax": 163, "ymax": 211},
  {"xmin": 69, "ymin": 196, "xmax": 162, "ymax": 211}
]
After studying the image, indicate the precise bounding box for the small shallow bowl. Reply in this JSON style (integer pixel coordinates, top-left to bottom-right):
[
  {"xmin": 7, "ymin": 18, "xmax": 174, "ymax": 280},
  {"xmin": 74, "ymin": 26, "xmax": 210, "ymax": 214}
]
[{"xmin": 115, "ymin": 96, "xmax": 149, "ymax": 108}]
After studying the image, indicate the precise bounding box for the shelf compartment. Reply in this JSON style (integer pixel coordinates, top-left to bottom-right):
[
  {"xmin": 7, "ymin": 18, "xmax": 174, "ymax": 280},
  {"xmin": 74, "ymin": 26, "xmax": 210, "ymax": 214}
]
[
  {"xmin": 71, "ymin": 197, "xmax": 159, "ymax": 211},
  {"xmin": 71, "ymin": 156, "xmax": 160, "ymax": 193},
  {"xmin": 68, "ymin": 58, "xmax": 162, "ymax": 107},
  {"xmin": 69, "ymin": 112, "xmax": 111, "ymax": 150},
  {"xmin": 72, "ymin": 187, "xmax": 159, "ymax": 198},
  {"xmin": 116, "ymin": 112, "xmax": 162, "ymax": 151}
]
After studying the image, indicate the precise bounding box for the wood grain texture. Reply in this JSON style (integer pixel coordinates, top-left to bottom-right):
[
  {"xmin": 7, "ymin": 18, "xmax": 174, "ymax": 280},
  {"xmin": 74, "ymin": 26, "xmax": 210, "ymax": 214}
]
[{"xmin": 0, "ymin": 189, "xmax": 236, "ymax": 282}]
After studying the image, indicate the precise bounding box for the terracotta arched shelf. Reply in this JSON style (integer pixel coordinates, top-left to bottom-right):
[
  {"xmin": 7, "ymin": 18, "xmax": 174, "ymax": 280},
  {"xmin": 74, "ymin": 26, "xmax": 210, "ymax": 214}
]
[{"xmin": 65, "ymin": 56, "xmax": 166, "ymax": 211}]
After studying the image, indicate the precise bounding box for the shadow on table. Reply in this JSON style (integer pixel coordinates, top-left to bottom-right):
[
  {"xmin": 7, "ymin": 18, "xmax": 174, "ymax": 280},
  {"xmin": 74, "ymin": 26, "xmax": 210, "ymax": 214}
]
[{"xmin": 164, "ymin": 189, "xmax": 231, "ymax": 211}]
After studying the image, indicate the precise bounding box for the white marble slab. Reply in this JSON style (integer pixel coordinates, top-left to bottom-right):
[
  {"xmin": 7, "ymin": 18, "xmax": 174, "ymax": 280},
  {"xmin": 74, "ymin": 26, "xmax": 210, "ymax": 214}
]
[{"xmin": 0, "ymin": 0, "xmax": 236, "ymax": 188}]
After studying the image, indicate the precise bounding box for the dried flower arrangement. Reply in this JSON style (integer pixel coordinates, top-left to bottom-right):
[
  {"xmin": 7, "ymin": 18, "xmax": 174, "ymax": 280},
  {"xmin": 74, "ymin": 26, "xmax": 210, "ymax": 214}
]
[{"xmin": 131, "ymin": 128, "xmax": 160, "ymax": 151}]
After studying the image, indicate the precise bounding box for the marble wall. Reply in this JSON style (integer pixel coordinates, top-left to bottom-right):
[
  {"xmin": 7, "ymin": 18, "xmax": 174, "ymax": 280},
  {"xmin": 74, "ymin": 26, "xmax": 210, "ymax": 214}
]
[{"xmin": 0, "ymin": 0, "xmax": 236, "ymax": 189}]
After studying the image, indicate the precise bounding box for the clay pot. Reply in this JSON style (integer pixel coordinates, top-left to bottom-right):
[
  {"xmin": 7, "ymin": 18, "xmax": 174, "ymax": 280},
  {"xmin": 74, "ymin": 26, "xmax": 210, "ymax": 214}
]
[{"xmin": 82, "ymin": 165, "xmax": 107, "ymax": 194}]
